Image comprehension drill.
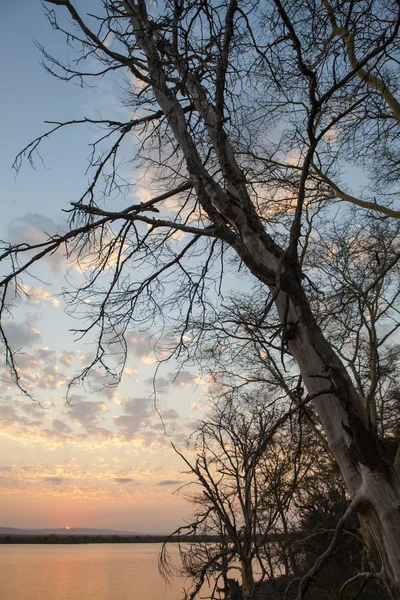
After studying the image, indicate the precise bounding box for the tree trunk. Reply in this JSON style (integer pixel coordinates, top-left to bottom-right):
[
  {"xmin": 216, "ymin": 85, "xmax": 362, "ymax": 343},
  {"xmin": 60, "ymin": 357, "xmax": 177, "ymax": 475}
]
[
  {"xmin": 274, "ymin": 280, "xmax": 400, "ymax": 597},
  {"xmin": 240, "ymin": 557, "xmax": 254, "ymax": 600},
  {"xmin": 279, "ymin": 508, "xmax": 297, "ymax": 575},
  {"xmin": 359, "ymin": 516, "xmax": 377, "ymax": 572}
]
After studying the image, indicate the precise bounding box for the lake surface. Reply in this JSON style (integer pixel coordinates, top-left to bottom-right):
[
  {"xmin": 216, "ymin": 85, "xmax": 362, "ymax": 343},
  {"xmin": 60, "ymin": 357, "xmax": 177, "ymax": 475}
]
[{"xmin": 0, "ymin": 544, "xmax": 191, "ymax": 600}]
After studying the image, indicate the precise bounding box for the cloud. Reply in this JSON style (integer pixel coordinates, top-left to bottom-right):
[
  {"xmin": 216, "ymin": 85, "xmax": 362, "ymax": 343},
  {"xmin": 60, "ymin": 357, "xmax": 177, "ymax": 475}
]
[
  {"xmin": 184, "ymin": 420, "xmax": 201, "ymax": 433},
  {"xmin": 5, "ymin": 319, "xmax": 41, "ymax": 348},
  {"xmin": 172, "ymin": 370, "xmax": 199, "ymax": 387},
  {"xmin": 11, "ymin": 348, "xmax": 57, "ymax": 374},
  {"xmin": 114, "ymin": 396, "xmax": 172, "ymax": 443},
  {"xmin": 125, "ymin": 331, "xmax": 169, "ymax": 365},
  {"xmin": 5, "ymin": 214, "xmax": 116, "ymax": 276},
  {"xmin": 40, "ymin": 424, "xmax": 114, "ymax": 447},
  {"xmin": 122, "ymin": 397, "xmax": 151, "ymax": 418},
  {"xmin": 7, "ymin": 214, "xmax": 58, "ymax": 245},
  {"xmin": 126, "ymin": 332, "xmax": 154, "ymax": 356},
  {"xmin": 9, "ymin": 352, "xmax": 42, "ymax": 371},
  {"xmin": 20, "ymin": 402, "xmax": 44, "ymax": 419},
  {"xmin": 141, "ymin": 354, "xmax": 157, "ymax": 365},
  {"xmin": 58, "ymin": 352, "xmax": 76, "ymax": 367},
  {"xmin": 0, "ymin": 401, "xmax": 44, "ymax": 430},
  {"xmin": 6, "ymin": 214, "xmax": 67, "ymax": 273},
  {"xmin": 155, "ymin": 480, "xmax": 182, "ymax": 486},
  {"xmin": 37, "ymin": 363, "xmax": 68, "ymax": 390},
  {"xmin": 124, "ymin": 367, "xmax": 138, "ymax": 378},
  {"xmin": 171, "ymin": 432, "xmax": 188, "ymax": 444},
  {"xmin": 160, "ymin": 408, "xmax": 179, "ymax": 420},
  {"xmin": 146, "ymin": 370, "xmax": 199, "ymax": 393},
  {"xmin": 95, "ymin": 385, "xmax": 119, "ymax": 401},
  {"xmin": 19, "ymin": 285, "xmax": 60, "ymax": 308},
  {"xmin": 102, "ymin": 31, "xmax": 114, "ymax": 48},
  {"xmin": 114, "ymin": 414, "xmax": 145, "ymax": 441},
  {"xmin": 52, "ymin": 419, "xmax": 72, "ymax": 433},
  {"xmin": 76, "ymin": 427, "xmax": 114, "ymax": 443},
  {"xmin": 0, "ymin": 347, "xmax": 70, "ymax": 392},
  {"xmin": 0, "ymin": 404, "xmax": 23, "ymax": 428},
  {"xmin": 114, "ymin": 477, "xmax": 135, "ymax": 484},
  {"xmin": 0, "ymin": 394, "xmax": 117, "ymax": 449},
  {"xmin": 66, "ymin": 397, "xmax": 109, "ymax": 429},
  {"xmin": 37, "ymin": 348, "xmax": 57, "ymax": 362},
  {"xmin": 43, "ymin": 477, "xmax": 64, "ymax": 485}
]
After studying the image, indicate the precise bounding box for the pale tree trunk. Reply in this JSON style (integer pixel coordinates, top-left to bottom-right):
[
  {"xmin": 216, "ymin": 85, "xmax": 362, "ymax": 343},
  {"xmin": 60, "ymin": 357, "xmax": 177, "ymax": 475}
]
[
  {"xmin": 275, "ymin": 283, "xmax": 400, "ymax": 597},
  {"xmin": 359, "ymin": 517, "xmax": 377, "ymax": 572},
  {"xmin": 124, "ymin": 3, "xmax": 400, "ymax": 595}
]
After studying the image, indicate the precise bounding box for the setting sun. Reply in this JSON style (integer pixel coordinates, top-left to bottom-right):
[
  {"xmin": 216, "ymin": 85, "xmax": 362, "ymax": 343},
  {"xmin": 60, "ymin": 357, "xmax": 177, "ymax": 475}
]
[{"xmin": 65, "ymin": 526, "xmax": 70, "ymax": 530}]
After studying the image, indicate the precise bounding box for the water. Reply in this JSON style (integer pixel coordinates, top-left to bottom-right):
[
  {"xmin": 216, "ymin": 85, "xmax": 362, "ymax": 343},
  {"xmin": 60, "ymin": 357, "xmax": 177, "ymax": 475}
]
[{"xmin": 0, "ymin": 543, "xmax": 190, "ymax": 600}]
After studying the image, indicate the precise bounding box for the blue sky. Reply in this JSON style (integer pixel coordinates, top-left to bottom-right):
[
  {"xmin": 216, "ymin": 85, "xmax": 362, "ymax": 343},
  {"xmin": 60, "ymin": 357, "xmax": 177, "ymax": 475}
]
[{"xmin": 0, "ymin": 0, "xmax": 208, "ymax": 534}]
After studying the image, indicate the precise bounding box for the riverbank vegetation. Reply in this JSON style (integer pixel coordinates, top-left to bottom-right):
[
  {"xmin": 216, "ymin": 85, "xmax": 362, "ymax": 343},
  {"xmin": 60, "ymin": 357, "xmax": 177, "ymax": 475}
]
[{"xmin": 0, "ymin": 534, "xmax": 217, "ymax": 545}]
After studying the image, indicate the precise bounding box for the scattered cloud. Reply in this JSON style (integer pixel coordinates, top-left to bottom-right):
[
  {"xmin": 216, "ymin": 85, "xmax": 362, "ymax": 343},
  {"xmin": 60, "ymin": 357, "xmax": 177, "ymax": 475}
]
[
  {"xmin": 5, "ymin": 214, "xmax": 119, "ymax": 277},
  {"xmin": 43, "ymin": 477, "xmax": 64, "ymax": 485},
  {"xmin": 7, "ymin": 214, "xmax": 59, "ymax": 245},
  {"xmin": 155, "ymin": 480, "xmax": 182, "ymax": 486},
  {"xmin": 146, "ymin": 370, "xmax": 199, "ymax": 393},
  {"xmin": 6, "ymin": 213, "xmax": 67, "ymax": 273},
  {"xmin": 37, "ymin": 363, "xmax": 68, "ymax": 390},
  {"xmin": 52, "ymin": 419, "xmax": 72, "ymax": 433},
  {"xmin": 125, "ymin": 331, "xmax": 169, "ymax": 364},
  {"xmin": 122, "ymin": 396, "xmax": 151, "ymax": 418},
  {"xmin": 19, "ymin": 285, "xmax": 60, "ymax": 308},
  {"xmin": 114, "ymin": 477, "xmax": 135, "ymax": 484},
  {"xmin": 59, "ymin": 352, "xmax": 76, "ymax": 367},
  {"xmin": 5, "ymin": 318, "xmax": 41, "ymax": 348},
  {"xmin": 113, "ymin": 396, "xmax": 153, "ymax": 441},
  {"xmin": 0, "ymin": 401, "xmax": 44, "ymax": 430},
  {"xmin": 19, "ymin": 403, "xmax": 44, "ymax": 419},
  {"xmin": 124, "ymin": 367, "xmax": 138, "ymax": 378},
  {"xmin": 114, "ymin": 414, "xmax": 145, "ymax": 441},
  {"xmin": 160, "ymin": 408, "xmax": 179, "ymax": 420},
  {"xmin": 141, "ymin": 354, "xmax": 157, "ymax": 365},
  {"xmin": 66, "ymin": 397, "xmax": 109, "ymax": 429}
]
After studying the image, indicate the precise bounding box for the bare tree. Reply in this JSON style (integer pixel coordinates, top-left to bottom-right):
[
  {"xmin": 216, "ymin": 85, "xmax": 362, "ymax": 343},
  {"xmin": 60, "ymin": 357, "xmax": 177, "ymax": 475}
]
[
  {"xmin": 309, "ymin": 216, "xmax": 400, "ymax": 448},
  {"xmin": 1, "ymin": 1, "xmax": 400, "ymax": 595},
  {"xmin": 161, "ymin": 394, "xmax": 318, "ymax": 600},
  {"xmin": 164, "ymin": 392, "xmax": 380, "ymax": 600}
]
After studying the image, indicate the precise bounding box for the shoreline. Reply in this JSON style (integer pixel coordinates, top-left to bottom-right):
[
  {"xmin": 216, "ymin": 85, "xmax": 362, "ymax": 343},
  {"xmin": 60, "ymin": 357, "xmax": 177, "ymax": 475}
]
[{"xmin": 0, "ymin": 534, "xmax": 218, "ymax": 544}]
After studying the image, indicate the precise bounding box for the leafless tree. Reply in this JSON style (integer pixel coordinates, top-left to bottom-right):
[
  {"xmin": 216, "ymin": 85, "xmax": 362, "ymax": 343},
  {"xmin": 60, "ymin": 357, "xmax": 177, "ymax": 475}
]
[
  {"xmin": 161, "ymin": 394, "xmax": 320, "ymax": 600},
  {"xmin": 309, "ymin": 216, "xmax": 400, "ymax": 448},
  {"xmin": 1, "ymin": 1, "xmax": 400, "ymax": 596}
]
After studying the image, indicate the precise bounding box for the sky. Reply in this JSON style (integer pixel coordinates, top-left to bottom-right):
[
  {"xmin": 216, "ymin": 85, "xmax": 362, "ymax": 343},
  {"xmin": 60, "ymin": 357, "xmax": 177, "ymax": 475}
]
[{"xmin": 0, "ymin": 0, "xmax": 211, "ymax": 534}]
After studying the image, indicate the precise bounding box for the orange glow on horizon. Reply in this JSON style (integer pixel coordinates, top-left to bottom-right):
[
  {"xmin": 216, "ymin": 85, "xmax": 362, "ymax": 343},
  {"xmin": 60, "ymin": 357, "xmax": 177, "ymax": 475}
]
[{"xmin": 65, "ymin": 526, "xmax": 70, "ymax": 530}]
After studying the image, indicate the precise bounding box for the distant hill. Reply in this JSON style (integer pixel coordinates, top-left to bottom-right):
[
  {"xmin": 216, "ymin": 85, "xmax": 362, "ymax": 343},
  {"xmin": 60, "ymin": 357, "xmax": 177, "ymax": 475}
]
[{"xmin": 0, "ymin": 527, "xmax": 146, "ymax": 536}]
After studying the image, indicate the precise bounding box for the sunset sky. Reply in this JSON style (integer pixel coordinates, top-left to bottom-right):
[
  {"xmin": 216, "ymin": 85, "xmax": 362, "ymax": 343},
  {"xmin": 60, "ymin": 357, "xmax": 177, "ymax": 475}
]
[{"xmin": 0, "ymin": 1, "xmax": 211, "ymax": 534}]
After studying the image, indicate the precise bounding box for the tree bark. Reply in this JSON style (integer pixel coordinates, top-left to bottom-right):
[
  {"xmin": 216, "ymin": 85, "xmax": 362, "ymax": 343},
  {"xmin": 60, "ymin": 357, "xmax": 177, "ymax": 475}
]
[
  {"xmin": 275, "ymin": 279, "xmax": 400, "ymax": 597},
  {"xmin": 240, "ymin": 557, "xmax": 254, "ymax": 600}
]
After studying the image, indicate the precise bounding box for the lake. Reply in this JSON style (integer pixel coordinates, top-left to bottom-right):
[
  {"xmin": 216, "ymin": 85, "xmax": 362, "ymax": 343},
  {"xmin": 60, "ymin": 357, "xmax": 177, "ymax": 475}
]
[{"xmin": 0, "ymin": 544, "xmax": 192, "ymax": 600}]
